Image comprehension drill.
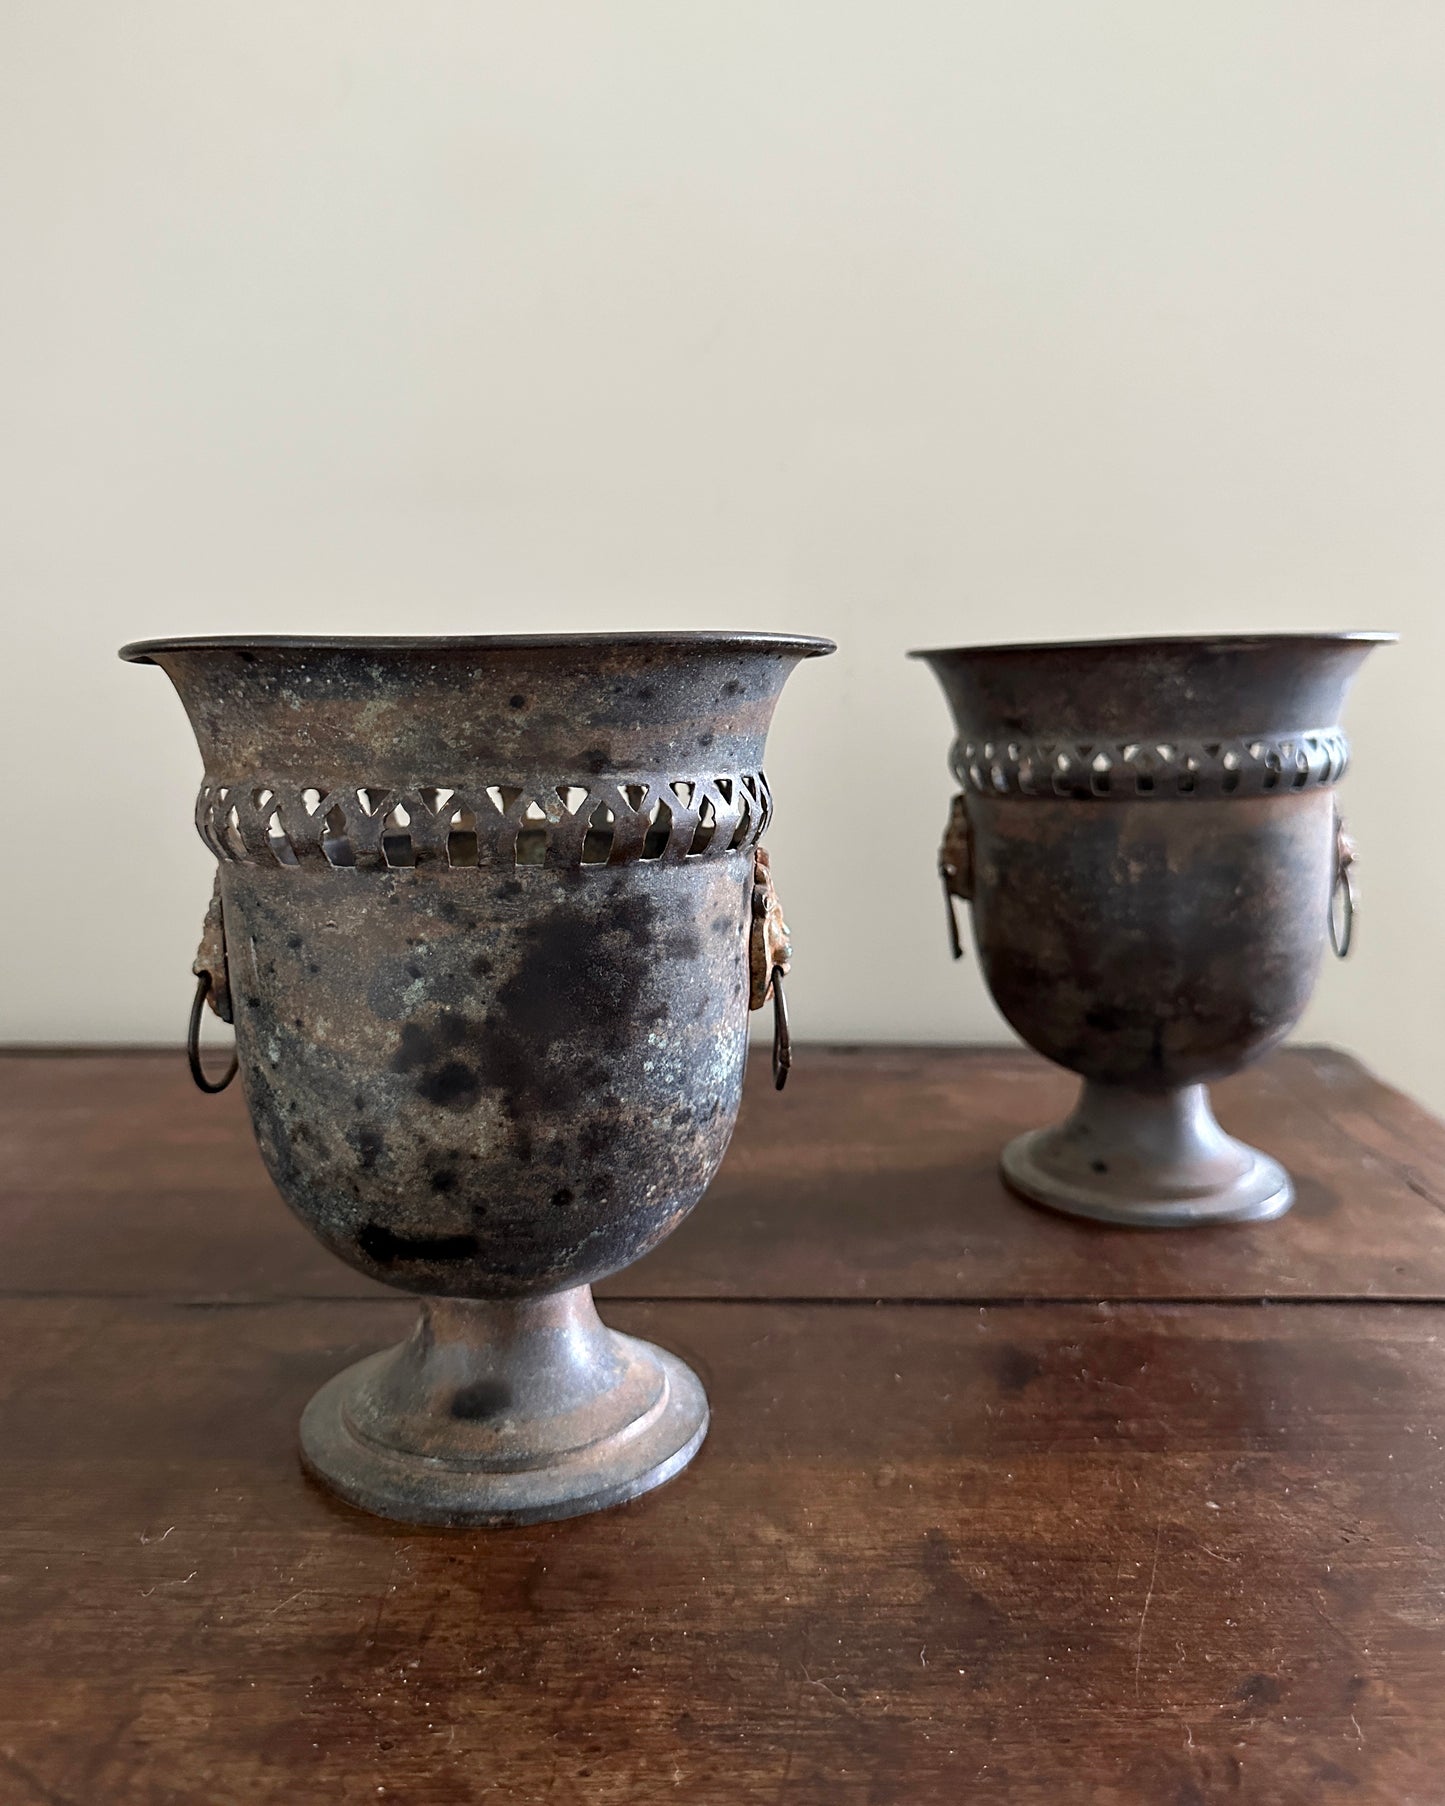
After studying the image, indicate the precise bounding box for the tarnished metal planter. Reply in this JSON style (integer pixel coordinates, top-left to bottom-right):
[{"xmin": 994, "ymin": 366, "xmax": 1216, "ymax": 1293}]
[
  {"xmin": 123, "ymin": 632, "xmax": 832, "ymax": 1524},
  {"xmin": 914, "ymin": 632, "xmax": 1391, "ymax": 1228}
]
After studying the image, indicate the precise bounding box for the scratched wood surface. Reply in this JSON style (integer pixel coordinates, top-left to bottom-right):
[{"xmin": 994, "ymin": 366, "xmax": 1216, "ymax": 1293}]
[
  {"xmin": 2, "ymin": 1045, "xmax": 1443, "ymax": 1302},
  {"xmin": 0, "ymin": 1297, "xmax": 1442, "ymax": 1805},
  {"xmin": 2, "ymin": 1046, "xmax": 1445, "ymax": 1804}
]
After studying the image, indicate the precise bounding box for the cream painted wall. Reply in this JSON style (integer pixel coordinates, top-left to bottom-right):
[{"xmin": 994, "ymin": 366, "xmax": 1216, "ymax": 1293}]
[{"xmin": 2, "ymin": 3, "xmax": 1442, "ymax": 1108}]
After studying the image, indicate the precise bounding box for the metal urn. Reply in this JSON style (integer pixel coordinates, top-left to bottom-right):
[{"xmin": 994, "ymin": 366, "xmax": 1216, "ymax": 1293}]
[
  {"xmin": 914, "ymin": 632, "xmax": 1392, "ymax": 1228},
  {"xmin": 124, "ymin": 631, "xmax": 832, "ymax": 1524}
]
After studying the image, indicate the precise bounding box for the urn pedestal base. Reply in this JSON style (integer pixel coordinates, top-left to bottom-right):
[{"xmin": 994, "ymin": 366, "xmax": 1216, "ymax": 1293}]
[
  {"xmin": 1001, "ymin": 1081, "xmax": 1294, "ymax": 1229},
  {"xmin": 299, "ymin": 1288, "xmax": 708, "ymax": 1527}
]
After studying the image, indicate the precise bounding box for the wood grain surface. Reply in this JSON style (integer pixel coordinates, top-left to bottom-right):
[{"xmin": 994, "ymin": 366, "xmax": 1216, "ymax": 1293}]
[
  {"xmin": 2, "ymin": 1045, "xmax": 1444, "ymax": 1804},
  {"xmin": 0, "ymin": 1297, "xmax": 1441, "ymax": 1805}
]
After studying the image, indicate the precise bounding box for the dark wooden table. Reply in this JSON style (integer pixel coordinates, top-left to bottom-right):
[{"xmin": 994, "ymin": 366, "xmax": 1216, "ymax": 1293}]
[{"xmin": 2, "ymin": 1045, "xmax": 1443, "ymax": 1804}]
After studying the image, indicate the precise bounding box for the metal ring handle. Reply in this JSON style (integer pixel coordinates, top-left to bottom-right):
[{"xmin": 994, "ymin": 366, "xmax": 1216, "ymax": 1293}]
[
  {"xmin": 1329, "ymin": 860, "xmax": 1355, "ymax": 959},
  {"xmin": 943, "ymin": 881, "xmax": 965, "ymax": 962},
  {"xmin": 187, "ymin": 971, "xmax": 238, "ymax": 1094},
  {"xmin": 939, "ymin": 794, "xmax": 972, "ymax": 960},
  {"xmin": 770, "ymin": 967, "xmax": 792, "ymax": 1092}
]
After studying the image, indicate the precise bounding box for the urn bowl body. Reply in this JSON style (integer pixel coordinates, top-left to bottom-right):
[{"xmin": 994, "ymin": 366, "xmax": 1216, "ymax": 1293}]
[
  {"xmin": 967, "ymin": 789, "xmax": 1334, "ymax": 1089},
  {"xmin": 219, "ymin": 855, "xmax": 749, "ymax": 1297}
]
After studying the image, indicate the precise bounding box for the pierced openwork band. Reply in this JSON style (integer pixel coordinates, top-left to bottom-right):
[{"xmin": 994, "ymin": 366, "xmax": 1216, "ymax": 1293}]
[
  {"xmin": 196, "ymin": 773, "xmax": 773, "ymax": 870},
  {"xmin": 951, "ymin": 729, "xmax": 1349, "ymax": 801}
]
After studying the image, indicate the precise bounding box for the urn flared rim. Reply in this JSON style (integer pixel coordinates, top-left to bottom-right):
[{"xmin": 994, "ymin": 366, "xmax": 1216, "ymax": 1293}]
[
  {"xmin": 120, "ymin": 630, "xmax": 836, "ymax": 664},
  {"xmin": 908, "ymin": 629, "xmax": 1396, "ymax": 661}
]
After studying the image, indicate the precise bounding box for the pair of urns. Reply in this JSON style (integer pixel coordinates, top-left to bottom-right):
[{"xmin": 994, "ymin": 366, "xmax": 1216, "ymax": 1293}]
[{"xmin": 125, "ymin": 627, "xmax": 1388, "ymax": 1526}]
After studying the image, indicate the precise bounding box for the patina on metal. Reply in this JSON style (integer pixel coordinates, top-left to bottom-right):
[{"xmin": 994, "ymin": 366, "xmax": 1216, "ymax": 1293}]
[
  {"xmin": 914, "ymin": 632, "xmax": 1393, "ymax": 1228},
  {"xmin": 123, "ymin": 630, "xmax": 833, "ymax": 1524}
]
